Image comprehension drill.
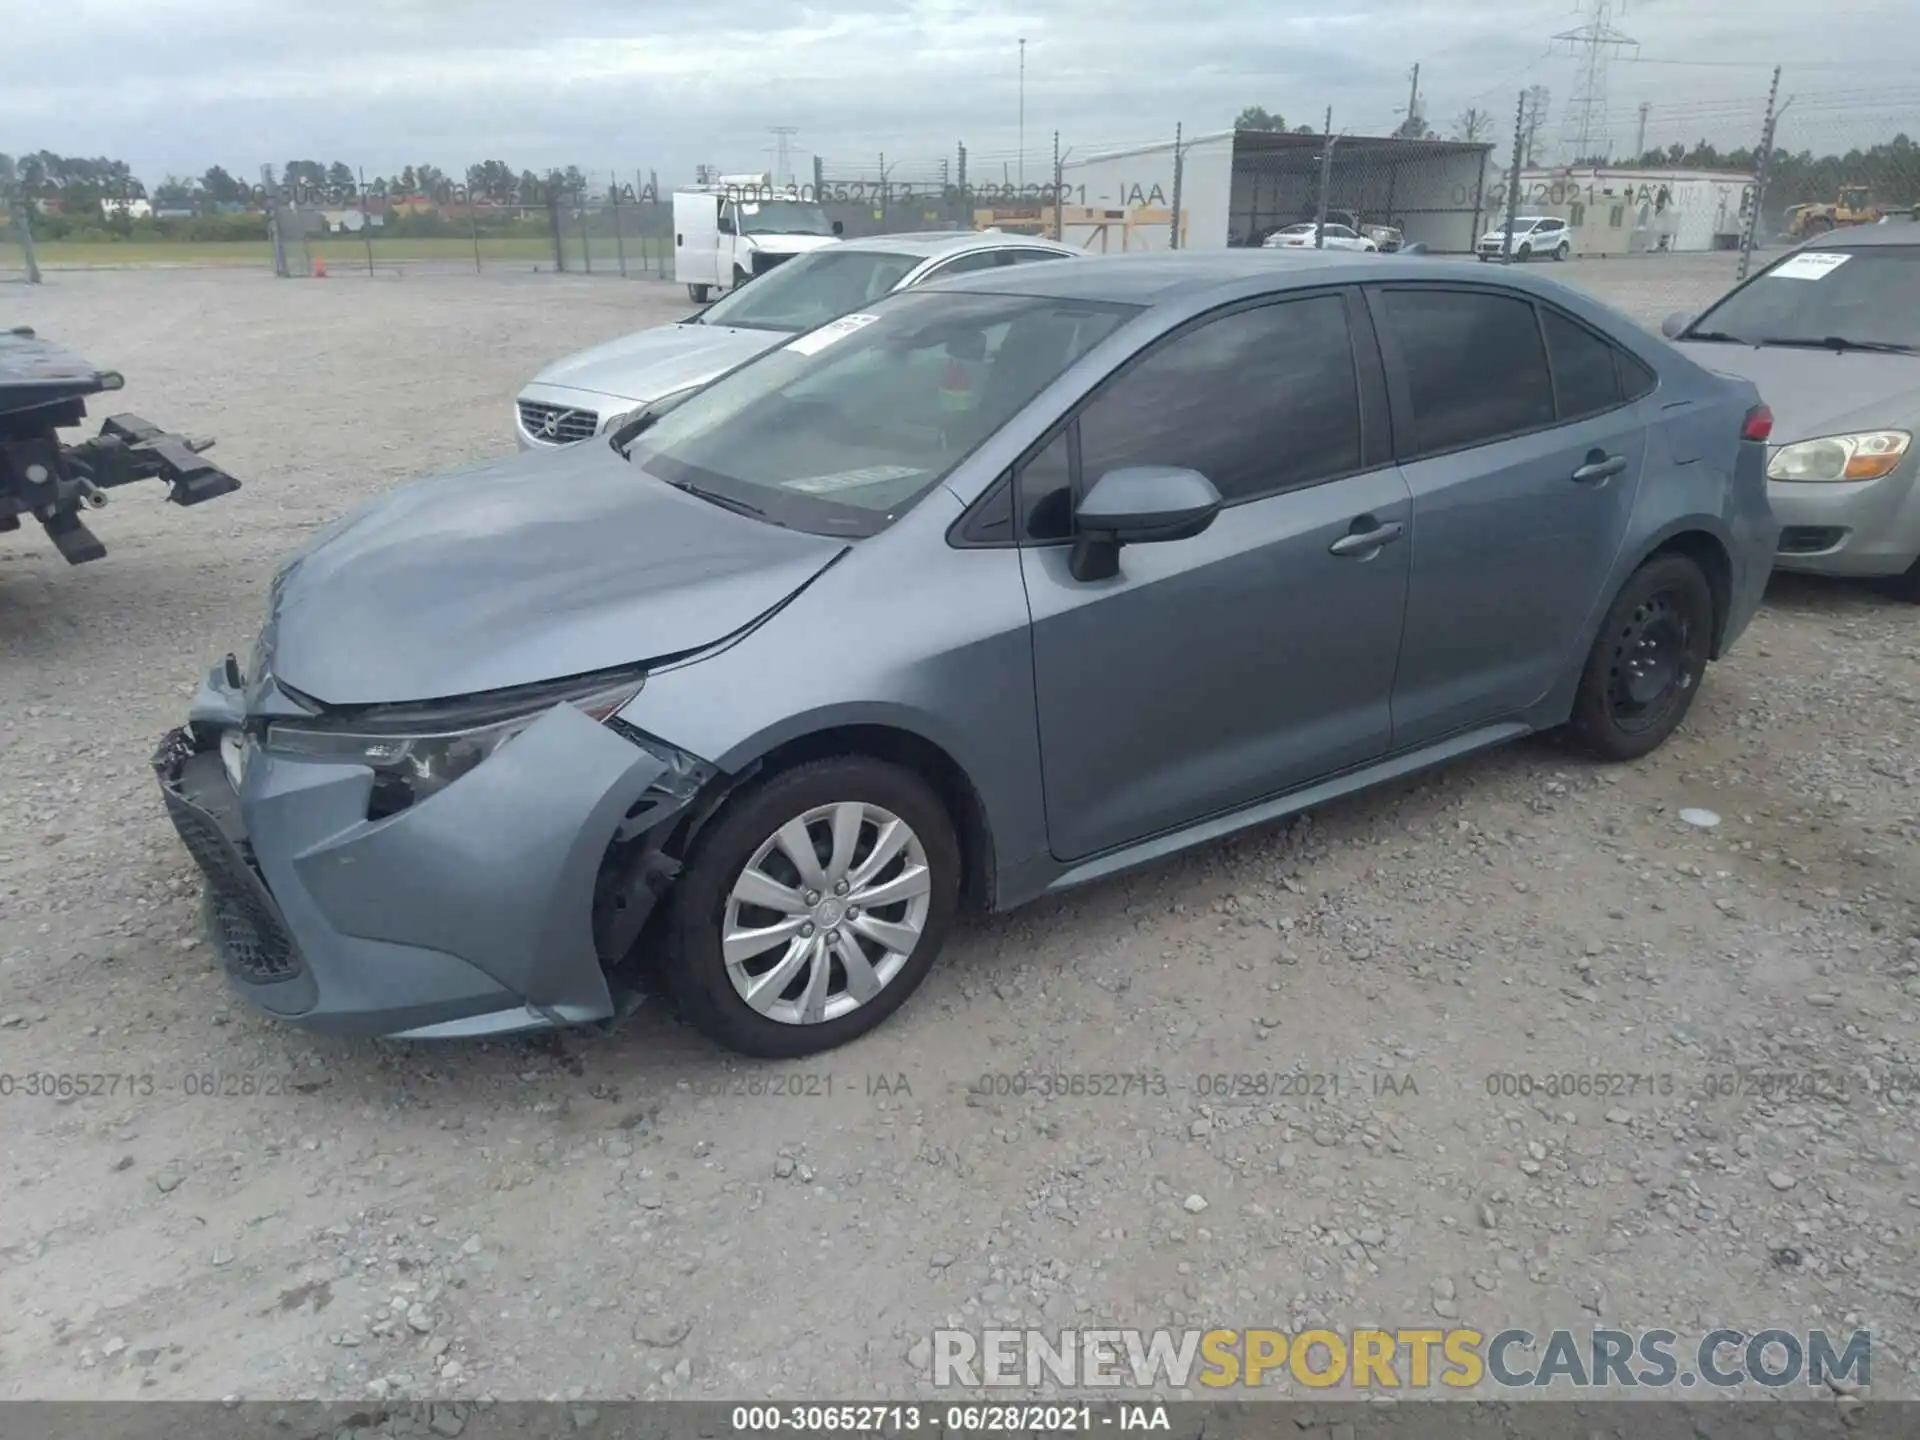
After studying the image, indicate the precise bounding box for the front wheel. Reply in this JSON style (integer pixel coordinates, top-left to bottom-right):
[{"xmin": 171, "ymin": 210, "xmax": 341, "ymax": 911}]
[
  {"xmin": 1517, "ymin": 243, "xmax": 1533, "ymax": 262},
  {"xmin": 687, "ymin": 282, "xmax": 710, "ymax": 303},
  {"xmin": 664, "ymin": 758, "xmax": 961, "ymax": 1057},
  {"xmin": 1567, "ymin": 554, "xmax": 1714, "ymax": 761}
]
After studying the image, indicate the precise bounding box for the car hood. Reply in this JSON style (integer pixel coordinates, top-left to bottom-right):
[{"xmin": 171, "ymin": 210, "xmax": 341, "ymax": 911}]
[
  {"xmin": 527, "ymin": 323, "xmax": 786, "ymax": 405},
  {"xmin": 259, "ymin": 441, "xmax": 847, "ymax": 707},
  {"xmin": 1672, "ymin": 342, "xmax": 1920, "ymax": 443}
]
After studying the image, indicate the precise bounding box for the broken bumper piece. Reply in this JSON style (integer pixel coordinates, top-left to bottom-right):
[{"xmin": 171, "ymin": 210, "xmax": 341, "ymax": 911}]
[{"xmin": 152, "ymin": 697, "xmax": 709, "ymax": 1040}]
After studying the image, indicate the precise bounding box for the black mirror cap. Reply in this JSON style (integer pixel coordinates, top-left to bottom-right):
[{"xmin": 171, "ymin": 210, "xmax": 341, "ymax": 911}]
[
  {"xmin": 1076, "ymin": 465, "xmax": 1223, "ymax": 545},
  {"xmin": 1661, "ymin": 311, "xmax": 1693, "ymax": 339},
  {"xmin": 831, "ymin": 220, "xmax": 845, "ymax": 236}
]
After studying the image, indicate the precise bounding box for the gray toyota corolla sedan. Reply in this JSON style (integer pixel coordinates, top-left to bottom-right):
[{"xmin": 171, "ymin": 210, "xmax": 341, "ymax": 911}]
[{"xmin": 155, "ymin": 251, "xmax": 1778, "ymax": 1058}]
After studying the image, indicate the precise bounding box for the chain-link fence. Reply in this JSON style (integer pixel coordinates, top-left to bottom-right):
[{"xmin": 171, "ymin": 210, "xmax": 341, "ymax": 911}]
[{"xmin": 8, "ymin": 79, "xmax": 1917, "ymax": 283}]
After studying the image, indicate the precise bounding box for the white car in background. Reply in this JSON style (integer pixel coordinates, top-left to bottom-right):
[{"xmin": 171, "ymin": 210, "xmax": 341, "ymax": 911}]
[
  {"xmin": 1262, "ymin": 222, "xmax": 1379, "ymax": 253},
  {"xmin": 1475, "ymin": 216, "xmax": 1573, "ymax": 262},
  {"xmin": 514, "ymin": 230, "xmax": 1085, "ymax": 449}
]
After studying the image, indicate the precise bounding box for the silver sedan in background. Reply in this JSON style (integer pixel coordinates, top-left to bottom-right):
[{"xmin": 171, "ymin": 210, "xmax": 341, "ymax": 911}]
[
  {"xmin": 514, "ymin": 230, "xmax": 1085, "ymax": 448},
  {"xmin": 1664, "ymin": 225, "xmax": 1920, "ymax": 598}
]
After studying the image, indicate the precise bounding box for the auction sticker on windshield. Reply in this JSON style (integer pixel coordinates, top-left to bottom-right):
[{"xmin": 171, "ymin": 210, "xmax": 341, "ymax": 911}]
[
  {"xmin": 786, "ymin": 313, "xmax": 881, "ymax": 356},
  {"xmin": 1769, "ymin": 252, "xmax": 1852, "ymax": 280}
]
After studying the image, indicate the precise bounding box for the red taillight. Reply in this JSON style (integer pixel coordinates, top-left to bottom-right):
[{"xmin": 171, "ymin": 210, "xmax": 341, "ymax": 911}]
[{"xmin": 1742, "ymin": 404, "xmax": 1774, "ymax": 443}]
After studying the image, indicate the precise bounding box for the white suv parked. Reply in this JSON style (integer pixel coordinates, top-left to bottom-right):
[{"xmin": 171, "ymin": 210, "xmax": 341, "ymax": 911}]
[{"xmin": 1475, "ymin": 216, "xmax": 1572, "ymax": 262}]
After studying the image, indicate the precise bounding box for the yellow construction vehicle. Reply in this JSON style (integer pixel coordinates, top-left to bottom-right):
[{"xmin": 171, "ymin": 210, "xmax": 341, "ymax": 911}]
[{"xmin": 1784, "ymin": 186, "xmax": 1902, "ymax": 239}]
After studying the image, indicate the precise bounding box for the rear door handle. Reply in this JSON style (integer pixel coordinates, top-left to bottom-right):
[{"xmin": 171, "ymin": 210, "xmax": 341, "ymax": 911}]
[
  {"xmin": 1328, "ymin": 520, "xmax": 1405, "ymax": 557},
  {"xmin": 1573, "ymin": 453, "xmax": 1630, "ymax": 484}
]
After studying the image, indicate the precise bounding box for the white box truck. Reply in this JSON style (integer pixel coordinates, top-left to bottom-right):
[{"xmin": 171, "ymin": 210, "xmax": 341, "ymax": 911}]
[{"xmin": 672, "ymin": 175, "xmax": 843, "ymax": 302}]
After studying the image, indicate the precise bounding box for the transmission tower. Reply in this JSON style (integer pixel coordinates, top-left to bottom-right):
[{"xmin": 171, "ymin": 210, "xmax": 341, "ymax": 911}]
[
  {"xmin": 1552, "ymin": 0, "xmax": 1638, "ymax": 164},
  {"xmin": 767, "ymin": 126, "xmax": 799, "ymax": 186}
]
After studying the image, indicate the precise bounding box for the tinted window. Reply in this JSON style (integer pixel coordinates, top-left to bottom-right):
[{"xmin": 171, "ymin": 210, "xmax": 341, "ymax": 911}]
[
  {"xmin": 1542, "ymin": 309, "xmax": 1621, "ymax": 420},
  {"xmin": 1379, "ymin": 289, "xmax": 1555, "ymax": 453},
  {"xmin": 1077, "ymin": 295, "xmax": 1363, "ymax": 503},
  {"xmin": 1616, "ymin": 349, "xmax": 1657, "ymax": 401},
  {"xmin": 1018, "ymin": 428, "xmax": 1075, "ymax": 541},
  {"xmin": 924, "ymin": 250, "xmax": 1006, "ymax": 279},
  {"xmin": 1006, "ymin": 248, "xmax": 1073, "ymax": 265}
]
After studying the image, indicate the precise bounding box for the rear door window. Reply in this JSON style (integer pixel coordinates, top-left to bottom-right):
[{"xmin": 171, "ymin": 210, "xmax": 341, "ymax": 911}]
[{"xmin": 1373, "ymin": 288, "xmax": 1556, "ymax": 455}]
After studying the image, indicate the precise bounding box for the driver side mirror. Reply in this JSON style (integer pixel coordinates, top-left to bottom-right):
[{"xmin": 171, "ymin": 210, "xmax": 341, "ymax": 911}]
[
  {"xmin": 1068, "ymin": 466, "xmax": 1222, "ymax": 582},
  {"xmin": 1660, "ymin": 311, "xmax": 1692, "ymax": 339},
  {"xmin": 831, "ymin": 219, "xmax": 845, "ymax": 236},
  {"xmin": 717, "ymin": 216, "xmax": 736, "ymax": 235}
]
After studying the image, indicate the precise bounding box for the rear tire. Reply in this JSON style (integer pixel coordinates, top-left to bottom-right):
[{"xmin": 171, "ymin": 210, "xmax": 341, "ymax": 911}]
[
  {"xmin": 687, "ymin": 283, "xmax": 710, "ymax": 303},
  {"xmin": 1567, "ymin": 554, "xmax": 1714, "ymax": 762},
  {"xmin": 664, "ymin": 757, "xmax": 961, "ymax": 1058},
  {"xmin": 1555, "ymin": 241, "xmax": 1571, "ymax": 261}
]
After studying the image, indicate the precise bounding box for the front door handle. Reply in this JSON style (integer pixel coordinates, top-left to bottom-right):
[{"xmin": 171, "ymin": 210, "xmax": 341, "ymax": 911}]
[
  {"xmin": 1573, "ymin": 452, "xmax": 1630, "ymax": 484},
  {"xmin": 1328, "ymin": 520, "xmax": 1405, "ymax": 557}
]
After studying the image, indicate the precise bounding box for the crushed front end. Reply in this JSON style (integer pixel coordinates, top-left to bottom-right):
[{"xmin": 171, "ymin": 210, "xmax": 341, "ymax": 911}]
[
  {"xmin": 1, "ymin": 326, "xmax": 240, "ymax": 564},
  {"xmin": 151, "ymin": 656, "xmax": 721, "ymax": 1040}
]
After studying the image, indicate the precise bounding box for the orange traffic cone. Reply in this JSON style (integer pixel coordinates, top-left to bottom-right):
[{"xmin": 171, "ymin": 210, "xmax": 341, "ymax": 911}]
[{"xmin": 312, "ymin": 256, "xmax": 327, "ymax": 278}]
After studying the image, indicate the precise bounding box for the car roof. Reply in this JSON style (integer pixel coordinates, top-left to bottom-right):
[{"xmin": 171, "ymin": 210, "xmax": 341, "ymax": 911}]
[
  {"xmin": 1783, "ymin": 224, "xmax": 1920, "ymax": 251},
  {"xmin": 834, "ymin": 230, "xmax": 1082, "ymax": 259},
  {"xmin": 916, "ymin": 248, "xmax": 1533, "ymax": 305}
]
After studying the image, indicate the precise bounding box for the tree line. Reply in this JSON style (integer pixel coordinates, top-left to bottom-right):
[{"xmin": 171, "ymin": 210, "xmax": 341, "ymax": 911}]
[{"xmin": 0, "ymin": 151, "xmax": 602, "ymax": 209}]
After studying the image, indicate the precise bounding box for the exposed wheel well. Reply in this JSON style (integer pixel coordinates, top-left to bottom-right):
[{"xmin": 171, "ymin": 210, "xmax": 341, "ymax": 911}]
[
  {"xmin": 737, "ymin": 726, "xmax": 997, "ymax": 911},
  {"xmin": 1646, "ymin": 530, "xmax": 1733, "ymax": 657}
]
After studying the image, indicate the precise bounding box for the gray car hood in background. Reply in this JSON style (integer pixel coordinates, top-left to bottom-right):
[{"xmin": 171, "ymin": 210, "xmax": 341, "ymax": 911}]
[
  {"xmin": 526, "ymin": 322, "xmax": 787, "ymax": 405},
  {"xmin": 262, "ymin": 441, "xmax": 846, "ymax": 707},
  {"xmin": 1674, "ymin": 342, "xmax": 1920, "ymax": 443}
]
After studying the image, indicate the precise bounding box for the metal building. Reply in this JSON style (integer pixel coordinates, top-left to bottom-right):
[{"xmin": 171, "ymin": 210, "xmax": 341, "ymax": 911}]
[
  {"xmin": 1501, "ymin": 166, "xmax": 1757, "ymax": 255},
  {"xmin": 1056, "ymin": 130, "xmax": 1498, "ymax": 254}
]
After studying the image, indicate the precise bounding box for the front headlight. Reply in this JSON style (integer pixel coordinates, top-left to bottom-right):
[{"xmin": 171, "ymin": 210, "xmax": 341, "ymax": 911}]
[
  {"xmin": 1767, "ymin": 430, "xmax": 1912, "ymax": 482},
  {"xmin": 263, "ymin": 670, "xmax": 646, "ymax": 816}
]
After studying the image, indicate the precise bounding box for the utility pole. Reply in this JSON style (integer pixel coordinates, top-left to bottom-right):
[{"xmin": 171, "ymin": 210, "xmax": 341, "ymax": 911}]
[
  {"xmin": 1503, "ymin": 89, "xmax": 1526, "ymax": 263},
  {"xmin": 1521, "ymin": 85, "xmax": 1551, "ymax": 167},
  {"xmin": 1635, "ymin": 101, "xmax": 1651, "ymax": 161},
  {"xmin": 1169, "ymin": 122, "xmax": 1183, "ymax": 250},
  {"xmin": 1017, "ymin": 38, "xmax": 1027, "ymax": 191},
  {"xmin": 1315, "ymin": 106, "xmax": 1335, "ymax": 246},
  {"xmin": 1051, "ymin": 130, "xmax": 1063, "ymax": 239},
  {"xmin": 1402, "ymin": 63, "xmax": 1422, "ymax": 138},
  {"xmin": 1738, "ymin": 65, "xmax": 1783, "ymax": 281}
]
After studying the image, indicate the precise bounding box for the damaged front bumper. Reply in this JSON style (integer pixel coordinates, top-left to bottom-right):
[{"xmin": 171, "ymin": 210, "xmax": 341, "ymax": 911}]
[{"xmin": 151, "ymin": 664, "xmax": 716, "ymax": 1040}]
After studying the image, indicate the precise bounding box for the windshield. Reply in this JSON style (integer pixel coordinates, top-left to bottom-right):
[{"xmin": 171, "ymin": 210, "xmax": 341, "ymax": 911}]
[
  {"xmin": 1685, "ymin": 246, "xmax": 1920, "ymax": 349},
  {"xmin": 628, "ymin": 289, "xmax": 1139, "ymax": 536},
  {"xmin": 735, "ymin": 199, "xmax": 834, "ymax": 236},
  {"xmin": 695, "ymin": 248, "xmax": 922, "ymax": 333}
]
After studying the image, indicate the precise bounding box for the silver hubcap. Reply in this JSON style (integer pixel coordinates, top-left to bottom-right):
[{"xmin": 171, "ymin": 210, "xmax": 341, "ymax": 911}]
[{"xmin": 722, "ymin": 802, "xmax": 932, "ymax": 1026}]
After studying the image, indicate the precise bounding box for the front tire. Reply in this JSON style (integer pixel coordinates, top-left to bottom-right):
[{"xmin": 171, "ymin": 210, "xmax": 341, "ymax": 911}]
[
  {"xmin": 664, "ymin": 758, "xmax": 961, "ymax": 1058},
  {"xmin": 1567, "ymin": 554, "xmax": 1714, "ymax": 761},
  {"xmin": 1517, "ymin": 243, "xmax": 1533, "ymax": 262}
]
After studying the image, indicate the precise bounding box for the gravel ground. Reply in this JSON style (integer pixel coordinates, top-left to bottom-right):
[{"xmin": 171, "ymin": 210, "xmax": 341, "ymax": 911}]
[{"xmin": 2, "ymin": 255, "xmax": 1917, "ymax": 1410}]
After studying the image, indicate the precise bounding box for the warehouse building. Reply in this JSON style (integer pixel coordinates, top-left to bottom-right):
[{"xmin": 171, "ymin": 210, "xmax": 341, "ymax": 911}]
[
  {"xmin": 1500, "ymin": 166, "xmax": 1757, "ymax": 255},
  {"xmin": 1056, "ymin": 129, "xmax": 1499, "ymax": 254}
]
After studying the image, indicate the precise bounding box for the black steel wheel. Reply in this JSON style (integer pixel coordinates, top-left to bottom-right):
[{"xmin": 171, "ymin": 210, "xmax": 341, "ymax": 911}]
[{"xmin": 1568, "ymin": 554, "xmax": 1714, "ymax": 761}]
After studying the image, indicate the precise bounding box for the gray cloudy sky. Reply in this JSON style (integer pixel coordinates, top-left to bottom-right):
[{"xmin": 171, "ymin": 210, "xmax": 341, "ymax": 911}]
[{"xmin": 1, "ymin": 0, "xmax": 1913, "ymax": 186}]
